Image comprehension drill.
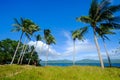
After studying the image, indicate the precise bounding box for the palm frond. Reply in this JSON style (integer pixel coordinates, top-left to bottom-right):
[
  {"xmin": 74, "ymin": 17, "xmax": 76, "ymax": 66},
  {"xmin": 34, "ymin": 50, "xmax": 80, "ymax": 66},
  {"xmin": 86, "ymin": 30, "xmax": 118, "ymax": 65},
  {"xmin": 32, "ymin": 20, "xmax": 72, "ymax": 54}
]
[
  {"xmin": 96, "ymin": 25, "xmax": 115, "ymax": 41},
  {"xmin": 99, "ymin": 0, "xmax": 111, "ymax": 10},
  {"xmin": 25, "ymin": 33, "xmax": 31, "ymax": 40},
  {"xmin": 80, "ymin": 26, "xmax": 88, "ymax": 35},
  {"xmin": 44, "ymin": 29, "xmax": 51, "ymax": 35},
  {"xmin": 76, "ymin": 16, "xmax": 92, "ymax": 23},
  {"xmin": 98, "ymin": 4, "xmax": 120, "ymax": 22},
  {"xmin": 14, "ymin": 18, "xmax": 22, "ymax": 27},
  {"xmin": 11, "ymin": 24, "xmax": 21, "ymax": 32},
  {"xmin": 72, "ymin": 27, "xmax": 88, "ymax": 41},
  {"xmin": 47, "ymin": 34, "xmax": 56, "ymax": 45},
  {"xmin": 72, "ymin": 30, "xmax": 79, "ymax": 40},
  {"xmin": 44, "ymin": 29, "xmax": 51, "ymax": 40},
  {"xmin": 36, "ymin": 34, "xmax": 42, "ymax": 41},
  {"xmin": 44, "ymin": 29, "xmax": 56, "ymax": 45},
  {"xmin": 89, "ymin": 0, "xmax": 98, "ymax": 19},
  {"xmin": 11, "ymin": 28, "xmax": 21, "ymax": 32},
  {"xmin": 108, "ymin": 5, "xmax": 120, "ymax": 13},
  {"xmin": 108, "ymin": 16, "xmax": 120, "ymax": 23},
  {"xmin": 20, "ymin": 17, "xmax": 24, "ymax": 26},
  {"xmin": 97, "ymin": 10, "xmax": 113, "ymax": 22},
  {"xmin": 100, "ymin": 23, "xmax": 120, "ymax": 29},
  {"xmin": 103, "ymin": 35, "xmax": 110, "ymax": 41}
]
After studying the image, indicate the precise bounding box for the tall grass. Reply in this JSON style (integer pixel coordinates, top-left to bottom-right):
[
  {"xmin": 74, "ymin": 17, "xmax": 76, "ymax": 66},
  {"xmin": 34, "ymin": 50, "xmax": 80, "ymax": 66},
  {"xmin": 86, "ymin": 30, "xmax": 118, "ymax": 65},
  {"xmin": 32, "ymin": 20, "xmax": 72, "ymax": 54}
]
[{"xmin": 0, "ymin": 65, "xmax": 120, "ymax": 80}]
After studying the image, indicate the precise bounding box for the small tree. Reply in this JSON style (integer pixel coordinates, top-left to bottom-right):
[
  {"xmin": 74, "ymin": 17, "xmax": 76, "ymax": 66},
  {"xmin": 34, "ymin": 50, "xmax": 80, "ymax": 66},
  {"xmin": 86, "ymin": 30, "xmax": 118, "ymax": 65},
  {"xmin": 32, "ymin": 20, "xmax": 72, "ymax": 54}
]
[
  {"xmin": 72, "ymin": 27, "xmax": 88, "ymax": 65},
  {"xmin": 44, "ymin": 29, "xmax": 56, "ymax": 66}
]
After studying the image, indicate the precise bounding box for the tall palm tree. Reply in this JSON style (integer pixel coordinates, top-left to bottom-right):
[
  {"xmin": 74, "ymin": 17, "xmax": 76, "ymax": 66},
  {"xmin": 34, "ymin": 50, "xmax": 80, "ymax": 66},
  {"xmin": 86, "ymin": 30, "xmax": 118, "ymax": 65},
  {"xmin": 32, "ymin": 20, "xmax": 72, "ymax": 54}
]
[
  {"xmin": 72, "ymin": 27, "xmax": 88, "ymax": 65},
  {"xmin": 44, "ymin": 29, "xmax": 56, "ymax": 66},
  {"xmin": 77, "ymin": 0, "xmax": 120, "ymax": 68},
  {"xmin": 96, "ymin": 26, "xmax": 115, "ymax": 67},
  {"xmin": 28, "ymin": 34, "xmax": 42, "ymax": 65},
  {"xmin": 10, "ymin": 18, "xmax": 40, "ymax": 64}
]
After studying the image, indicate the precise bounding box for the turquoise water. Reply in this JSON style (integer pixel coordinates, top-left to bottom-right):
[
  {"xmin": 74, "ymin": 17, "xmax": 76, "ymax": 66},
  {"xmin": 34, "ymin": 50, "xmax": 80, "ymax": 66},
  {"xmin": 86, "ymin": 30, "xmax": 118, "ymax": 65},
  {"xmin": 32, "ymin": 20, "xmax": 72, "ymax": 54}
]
[{"xmin": 40, "ymin": 63, "xmax": 120, "ymax": 67}]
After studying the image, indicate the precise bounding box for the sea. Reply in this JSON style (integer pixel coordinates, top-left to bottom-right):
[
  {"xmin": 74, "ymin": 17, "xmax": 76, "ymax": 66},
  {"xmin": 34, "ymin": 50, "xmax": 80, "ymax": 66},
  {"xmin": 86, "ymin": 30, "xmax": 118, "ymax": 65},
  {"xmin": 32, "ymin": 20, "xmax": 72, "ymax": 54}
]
[{"xmin": 40, "ymin": 63, "xmax": 120, "ymax": 67}]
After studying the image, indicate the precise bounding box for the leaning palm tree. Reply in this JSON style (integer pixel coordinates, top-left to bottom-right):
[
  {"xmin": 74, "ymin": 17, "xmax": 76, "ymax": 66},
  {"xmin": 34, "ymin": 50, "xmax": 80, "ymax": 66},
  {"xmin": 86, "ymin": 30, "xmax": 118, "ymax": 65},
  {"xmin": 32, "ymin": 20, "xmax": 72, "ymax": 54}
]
[
  {"xmin": 17, "ymin": 33, "xmax": 32, "ymax": 64},
  {"xmin": 96, "ymin": 26, "xmax": 115, "ymax": 67},
  {"xmin": 77, "ymin": 0, "xmax": 120, "ymax": 68},
  {"xmin": 28, "ymin": 34, "xmax": 42, "ymax": 65},
  {"xmin": 44, "ymin": 29, "xmax": 56, "ymax": 66},
  {"xmin": 20, "ymin": 44, "xmax": 29, "ymax": 64},
  {"xmin": 72, "ymin": 27, "xmax": 88, "ymax": 65},
  {"xmin": 17, "ymin": 37, "xmax": 27, "ymax": 64},
  {"xmin": 11, "ymin": 18, "xmax": 40, "ymax": 64}
]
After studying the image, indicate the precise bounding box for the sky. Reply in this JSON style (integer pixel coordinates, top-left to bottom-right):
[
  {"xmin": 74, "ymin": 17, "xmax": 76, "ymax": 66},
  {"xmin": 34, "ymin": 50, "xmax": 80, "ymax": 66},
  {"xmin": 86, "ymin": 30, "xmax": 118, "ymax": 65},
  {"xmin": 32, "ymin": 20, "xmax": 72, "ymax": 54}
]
[{"xmin": 0, "ymin": 0, "xmax": 120, "ymax": 61}]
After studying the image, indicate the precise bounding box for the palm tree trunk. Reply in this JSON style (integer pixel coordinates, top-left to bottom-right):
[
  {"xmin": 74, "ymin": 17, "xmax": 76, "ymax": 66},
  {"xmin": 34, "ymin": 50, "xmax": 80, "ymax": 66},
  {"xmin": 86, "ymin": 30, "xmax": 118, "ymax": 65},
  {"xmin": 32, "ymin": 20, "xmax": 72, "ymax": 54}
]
[
  {"xmin": 20, "ymin": 38, "xmax": 30, "ymax": 64},
  {"xmin": 45, "ymin": 45, "xmax": 49, "ymax": 66},
  {"xmin": 28, "ymin": 41, "xmax": 38, "ymax": 65},
  {"xmin": 17, "ymin": 37, "xmax": 27, "ymax": 64},
  {"xmin": 10, "ymin": 32, "xmax": 24, "ymax": 64},
  {"xmin": 102, "ymin": 39, "xmax": 112, "ymax": 67},
  {"xmin": 20, "ymin": 44, "xmax": 28, "ymax": 64},
  {"xmin": 39, "ymin": 43, "xmax": 44, "ymax": 55},
  {"xmin": 93, "ymin": 29, "xmax": 104, "ymax": 69},
  {"xmin": 73, "ymin": 40, "xmax": 76, "ymax": 65},
  {"xmin": 38, "ymin": 43, "xmax": 44, "ymax": 65}
]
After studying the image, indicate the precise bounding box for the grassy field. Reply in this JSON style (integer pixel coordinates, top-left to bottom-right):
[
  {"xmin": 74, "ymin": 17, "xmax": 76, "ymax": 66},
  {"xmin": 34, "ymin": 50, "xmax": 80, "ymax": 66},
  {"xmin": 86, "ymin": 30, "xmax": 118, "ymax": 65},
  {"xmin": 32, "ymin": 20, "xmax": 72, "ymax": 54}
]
[{"xmin": 0, "ymin": 65, "xmax": 120, "ymax": 80}]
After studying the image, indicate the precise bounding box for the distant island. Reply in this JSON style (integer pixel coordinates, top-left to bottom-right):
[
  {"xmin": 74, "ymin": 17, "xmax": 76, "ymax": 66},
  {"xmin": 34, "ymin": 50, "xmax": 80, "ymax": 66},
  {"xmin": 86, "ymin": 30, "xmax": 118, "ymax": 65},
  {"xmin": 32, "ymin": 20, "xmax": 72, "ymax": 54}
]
[{"xmin": 40, "ymin": 59, "xmax": 120, "ymax": 63}]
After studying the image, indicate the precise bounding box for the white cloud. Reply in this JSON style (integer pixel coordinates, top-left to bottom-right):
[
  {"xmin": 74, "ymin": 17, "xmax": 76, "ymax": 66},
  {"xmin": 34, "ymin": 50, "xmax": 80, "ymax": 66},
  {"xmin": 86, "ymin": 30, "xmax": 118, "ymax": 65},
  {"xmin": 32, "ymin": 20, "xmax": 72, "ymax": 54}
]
[
  {"xmin": 28, "ymin": 41, "xmax": 61, "ymax": 60},
  {"xmin": 27, "ymin": 31, "xmax": 120, "ymax": 61},
  {"xmin": 60, "ymin": 31, "xmax": 120, "ymax": 60},
  {"xmin": 62, "ymin": 31, "xmax": 96, "ymax": 58}
]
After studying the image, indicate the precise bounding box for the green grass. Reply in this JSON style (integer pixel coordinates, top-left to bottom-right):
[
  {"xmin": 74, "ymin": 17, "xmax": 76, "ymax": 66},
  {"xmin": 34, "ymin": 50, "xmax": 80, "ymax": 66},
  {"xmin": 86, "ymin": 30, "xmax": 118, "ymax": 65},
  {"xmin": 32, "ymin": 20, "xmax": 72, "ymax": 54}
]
[{"xmin": 0, "ymin": 65, "xmax": 120, "ymax": 80}]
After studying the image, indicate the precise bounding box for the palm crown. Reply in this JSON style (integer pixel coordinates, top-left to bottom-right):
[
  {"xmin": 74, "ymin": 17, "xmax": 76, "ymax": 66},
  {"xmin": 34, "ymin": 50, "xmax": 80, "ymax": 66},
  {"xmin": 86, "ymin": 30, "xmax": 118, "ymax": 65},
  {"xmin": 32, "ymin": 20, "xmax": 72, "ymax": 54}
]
[
  {"xmin": 72, "ymin": 27, "xmax": 88, "ymax": 41},
  {"xmin": 77, "ymin": 0, "xmax": 120, "ymax": 30},
  {"xmin": 44, "ymin": 29, "xmax": 56, "ymax": 45},
  {"xmin": 12, "ymin": 18, "xmax": 40, "ymax": 36}
]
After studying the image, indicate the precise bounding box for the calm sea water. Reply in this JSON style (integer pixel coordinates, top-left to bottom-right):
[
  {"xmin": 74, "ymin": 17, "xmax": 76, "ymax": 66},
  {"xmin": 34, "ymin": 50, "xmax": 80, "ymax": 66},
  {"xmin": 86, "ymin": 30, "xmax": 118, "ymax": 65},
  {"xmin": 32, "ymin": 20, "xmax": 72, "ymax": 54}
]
[{"xmin": 40, "ymin": 63, "xmax": 120, "ymax": 67}]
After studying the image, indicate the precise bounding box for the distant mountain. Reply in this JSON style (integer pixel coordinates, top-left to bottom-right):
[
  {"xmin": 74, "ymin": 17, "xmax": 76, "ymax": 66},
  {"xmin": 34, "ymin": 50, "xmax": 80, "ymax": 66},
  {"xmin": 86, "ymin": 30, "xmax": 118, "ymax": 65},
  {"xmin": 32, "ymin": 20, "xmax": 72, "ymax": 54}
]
[
  {"xmin": 41, "ymin": 60, "xmax": 72, "ymax": 63},
  {"xmin": 40, "ymin": 59, "xmax": 120, "ymax": 63},
  {"xmin": 104, "ymin": 59, "xmax": 120, "ymax": 63},
  {"xmin": 76, "ymin": 59, "xmax": 99, "ymax": 63},
  {"xmin": 76, "ymin": 59, "xmax": 120, "ymax": 63}
]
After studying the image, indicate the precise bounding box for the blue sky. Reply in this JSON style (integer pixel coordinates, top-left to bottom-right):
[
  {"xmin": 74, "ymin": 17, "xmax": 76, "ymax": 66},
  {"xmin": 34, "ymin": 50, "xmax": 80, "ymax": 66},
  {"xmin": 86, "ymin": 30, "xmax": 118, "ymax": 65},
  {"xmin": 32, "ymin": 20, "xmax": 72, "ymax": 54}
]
[{"xmin": 0, "ymin": 0, "xmax": 120, "ymax": 60}]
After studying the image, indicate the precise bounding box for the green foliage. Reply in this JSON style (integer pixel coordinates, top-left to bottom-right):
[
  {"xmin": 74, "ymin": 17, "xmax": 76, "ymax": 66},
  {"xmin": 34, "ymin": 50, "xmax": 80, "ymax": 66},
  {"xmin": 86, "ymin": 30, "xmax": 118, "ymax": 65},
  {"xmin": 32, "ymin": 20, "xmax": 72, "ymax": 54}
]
[
  {"xmin": 77, "ymin": 0, "xmax": 120, "ymax": 29},
  {"xmin": 0, "ymin": 65, "xmax": 120, "ymax": 80},
  {"xmin": 72, "ymin": 27, "xmax": 88, "ymax": 41},
  {"xmin": 0, "ymin": 39, "xmax": 40, "ymax": 65},
  {"xmin": 44, "ymin": 29, "xmax": 56, "ymax": 45},
  {"xmin": 76, "ymin": 0, "xmax": 120, "ymax": 69},
  {"xmin": 0, "ymin": 39, "xmax": 20, "ymax": 64},
  {"xmin": 36, "ymin": 34, "xmax": 42, "ymax": 41},
  {"xmin": 12, "ymin": 18, "xmax": 40, "ymax": 40}
]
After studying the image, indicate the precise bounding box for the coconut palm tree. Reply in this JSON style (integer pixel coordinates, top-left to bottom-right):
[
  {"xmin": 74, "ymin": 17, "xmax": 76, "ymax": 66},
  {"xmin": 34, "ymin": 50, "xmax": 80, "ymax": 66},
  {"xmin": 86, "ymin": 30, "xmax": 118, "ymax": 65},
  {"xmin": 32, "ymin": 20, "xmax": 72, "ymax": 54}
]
[
  {"xmin": 28, "ymin": 34, "xmax": 42, "ymax": 65},
  {"xmin": 44, "ymin": 29, "xmax": 56, "ymax": 66},
  {"xmin": 72, "ymin": 27, "xmax": 88, "ymax": 65},
  {"xmin": 77, "ymin": 0, "xmax": 120, "ymax": 68},
  {"xmin": 11, "ymin": 18, "xmax": 40, "ymax": 64},
  {"xmin": 96, "ymin": 26, "xmax": 115, "ymax": 67}
]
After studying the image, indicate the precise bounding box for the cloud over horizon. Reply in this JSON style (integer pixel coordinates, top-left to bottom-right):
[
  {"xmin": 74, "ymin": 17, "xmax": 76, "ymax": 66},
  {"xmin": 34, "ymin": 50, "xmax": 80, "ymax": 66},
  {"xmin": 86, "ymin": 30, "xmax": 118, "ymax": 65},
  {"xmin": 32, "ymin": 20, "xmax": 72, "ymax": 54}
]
[{"xmin": 27, "ymin": 31, "xmax": 120, "ymax": 60}]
